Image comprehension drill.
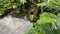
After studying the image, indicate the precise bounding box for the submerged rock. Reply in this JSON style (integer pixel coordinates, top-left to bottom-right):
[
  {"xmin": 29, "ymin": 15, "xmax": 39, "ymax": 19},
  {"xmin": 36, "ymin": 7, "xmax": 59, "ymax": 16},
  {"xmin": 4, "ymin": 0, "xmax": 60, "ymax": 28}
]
[{"xmin": 0, "ymin": 15, "xmax": 33, "ymax": 34}]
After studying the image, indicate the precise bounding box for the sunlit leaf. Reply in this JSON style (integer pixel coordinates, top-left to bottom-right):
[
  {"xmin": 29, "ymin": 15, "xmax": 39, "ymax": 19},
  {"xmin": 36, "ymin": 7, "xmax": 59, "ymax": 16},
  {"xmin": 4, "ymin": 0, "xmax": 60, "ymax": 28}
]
[{"xmin": 37, "ymin": 2, "xmax": 47, "ymax": 7}]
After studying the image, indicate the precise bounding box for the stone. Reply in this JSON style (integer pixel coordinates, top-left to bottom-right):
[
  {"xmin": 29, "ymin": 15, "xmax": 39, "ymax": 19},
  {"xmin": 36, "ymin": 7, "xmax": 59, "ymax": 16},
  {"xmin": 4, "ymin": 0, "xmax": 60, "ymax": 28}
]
[{"xmin": 0, "ymin": 15, "xmax": 33, "ymax": 34}]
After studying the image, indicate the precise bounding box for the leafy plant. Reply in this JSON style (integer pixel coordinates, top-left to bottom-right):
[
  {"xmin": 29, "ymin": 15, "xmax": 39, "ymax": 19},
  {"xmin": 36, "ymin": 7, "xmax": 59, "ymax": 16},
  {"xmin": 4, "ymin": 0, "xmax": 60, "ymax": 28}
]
[
  {"xmin": 19, "ymin": 0, "xmax": 27, "ymax": 4},
  {"xmin": 25, "ymin": 12, "xmax": 58, "ymax": 34},
  {"xmin": 0, "ymin": 0, "xmax": 27, "ymax": 16},
  {"xmin": 37, "ymin": 0, "xmax": 60, "ymax": 13},
  {"xmin": 36, "ymin": 12, "xmax": 57, "ymax": 24}
]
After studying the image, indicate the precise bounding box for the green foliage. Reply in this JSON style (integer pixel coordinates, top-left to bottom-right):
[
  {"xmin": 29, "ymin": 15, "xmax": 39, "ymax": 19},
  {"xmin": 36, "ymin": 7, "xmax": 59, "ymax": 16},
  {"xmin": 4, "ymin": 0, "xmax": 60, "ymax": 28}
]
[
  {"xmin": 19, "ymin": 0, "xmax": 27, "ymax": 4},
  {"xmin": 0, "ymin": 0, "xmax": 59, "ymax": 34},
  {"xmin": 37, "ymin": 0, "xmax": 60, "ymax": 9},
  {"xmin": 37, "ymin": 2, "xmax": 47, "ymax": 7},
  {"xmin": 36, "ymin": 12, "xmax": 57, "ymax": 24},
  {"xmin": 0, "ymin": 0, "xmax": 13, "ymax": 15},
  {"xmin": 25, "ymin": 12, "xmax": 58, "ymax": 34},
  {"xmin": 25, "ymin": 25, "xmax": 46, "ymax": 34},
  {"xmin": 24, "ymin": 0, "xmax": 59, "ymax": 34},
  {"xmin": 36, "ymin": 0, "xmax": 60, "ymax": 13},
  {"xmin": 0, "ymin": 0, "xmax": 27, "ymax": 16}
]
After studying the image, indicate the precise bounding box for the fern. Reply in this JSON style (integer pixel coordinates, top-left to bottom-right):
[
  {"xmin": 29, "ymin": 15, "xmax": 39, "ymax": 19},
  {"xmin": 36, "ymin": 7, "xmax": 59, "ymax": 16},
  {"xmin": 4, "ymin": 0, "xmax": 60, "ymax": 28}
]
[
  {"xmin": 36, "ymin": 12, "xmax": 57, "ymax": 24},
  {"xmin": 25, "ymin": 12, "xmax": 58, "ymax": 34}
]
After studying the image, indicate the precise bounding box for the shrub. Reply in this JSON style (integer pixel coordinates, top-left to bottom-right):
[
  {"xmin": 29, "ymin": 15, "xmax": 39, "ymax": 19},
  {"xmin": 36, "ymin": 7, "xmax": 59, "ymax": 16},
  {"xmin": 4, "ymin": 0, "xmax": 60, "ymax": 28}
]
[
  {"xmin": 25, "ymin": 12, "xmax": 57, "ymax": 34},
  {"xmin": 0, "ymin": 0, "xmax": 27, "ymax": 16}
]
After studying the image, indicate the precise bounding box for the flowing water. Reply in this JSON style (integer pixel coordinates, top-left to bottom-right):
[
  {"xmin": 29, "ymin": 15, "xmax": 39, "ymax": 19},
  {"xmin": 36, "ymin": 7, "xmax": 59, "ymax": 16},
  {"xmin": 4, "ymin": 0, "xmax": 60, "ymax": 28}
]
[{"xmin": 0, "ymin": 15, "xmax": 33, "ymax": 34}]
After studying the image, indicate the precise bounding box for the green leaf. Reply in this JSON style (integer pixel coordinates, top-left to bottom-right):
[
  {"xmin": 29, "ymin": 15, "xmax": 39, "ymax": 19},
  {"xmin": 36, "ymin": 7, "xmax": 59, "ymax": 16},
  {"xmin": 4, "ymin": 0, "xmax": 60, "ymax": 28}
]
[
  {"xmin": 19, "ymin": 0, "xmax": 27, "ymax": 4},
  {"xmin": 37, "ymin": 2, "xmax": 47, "ymax": 7},
  {"xmin": 36, "ymin": 12, "xmax": 57, "ymax": 24}
]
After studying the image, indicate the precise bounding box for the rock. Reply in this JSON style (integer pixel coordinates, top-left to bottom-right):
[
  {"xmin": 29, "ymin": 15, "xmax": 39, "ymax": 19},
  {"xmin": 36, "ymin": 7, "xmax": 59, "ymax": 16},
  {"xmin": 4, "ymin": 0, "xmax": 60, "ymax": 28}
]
[{"xmin": 0, "ymin": 15, "xmax": 33, "ymax": 34}]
